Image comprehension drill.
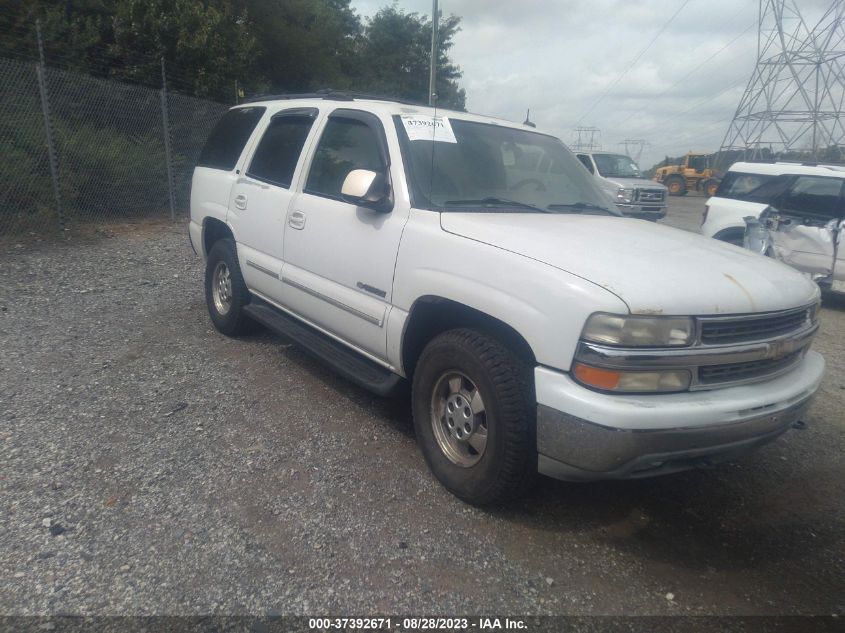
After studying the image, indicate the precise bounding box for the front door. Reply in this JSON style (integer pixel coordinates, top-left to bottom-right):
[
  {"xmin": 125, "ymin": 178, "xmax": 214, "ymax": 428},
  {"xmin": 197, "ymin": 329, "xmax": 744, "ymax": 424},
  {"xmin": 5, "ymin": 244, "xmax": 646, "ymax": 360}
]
[{"xmin": 282, "ymin": 109, "xmax": 408, "ymax": 360}]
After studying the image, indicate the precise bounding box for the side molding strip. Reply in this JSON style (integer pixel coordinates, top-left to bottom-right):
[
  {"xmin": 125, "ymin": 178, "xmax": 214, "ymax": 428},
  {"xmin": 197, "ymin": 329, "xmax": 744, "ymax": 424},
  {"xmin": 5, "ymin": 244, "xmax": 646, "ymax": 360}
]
[
  {"xmin": 282, "ymin": 276, "xmax": 384, "ymax": 327},
  {"xmin": 246, "ymin": 260, "xmax": 280, "ymax": 280}
]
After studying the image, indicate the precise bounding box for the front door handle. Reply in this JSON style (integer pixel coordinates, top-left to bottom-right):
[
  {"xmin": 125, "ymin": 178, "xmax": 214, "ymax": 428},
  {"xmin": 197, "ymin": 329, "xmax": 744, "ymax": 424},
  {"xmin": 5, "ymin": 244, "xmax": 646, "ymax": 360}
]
[
  {"xmin": 234, "ymin": 194, "xmax": 248, "ymax": 210},
  {"xmin": 288, "ymin": 210, "xmax": 306, "ymax": 230}
]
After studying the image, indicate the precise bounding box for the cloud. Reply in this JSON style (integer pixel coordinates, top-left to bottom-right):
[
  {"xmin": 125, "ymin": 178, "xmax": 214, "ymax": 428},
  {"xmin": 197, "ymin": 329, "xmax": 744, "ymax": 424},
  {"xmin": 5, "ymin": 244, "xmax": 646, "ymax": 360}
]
[{"xmin": 351, "ymin": 0, "xmax": 838, "ymax": 168}]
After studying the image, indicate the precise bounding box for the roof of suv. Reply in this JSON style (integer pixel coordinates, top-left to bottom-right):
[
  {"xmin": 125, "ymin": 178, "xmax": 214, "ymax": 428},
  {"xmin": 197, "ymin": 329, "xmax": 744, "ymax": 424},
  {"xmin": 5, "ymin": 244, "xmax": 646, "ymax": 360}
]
[
  {"xmin": 727, "ymin": 161, "xmax": 845, "ymax": 177},
  {"xmin": 235, "ymin": 94, "xmax": 533, "ymax": 132}
]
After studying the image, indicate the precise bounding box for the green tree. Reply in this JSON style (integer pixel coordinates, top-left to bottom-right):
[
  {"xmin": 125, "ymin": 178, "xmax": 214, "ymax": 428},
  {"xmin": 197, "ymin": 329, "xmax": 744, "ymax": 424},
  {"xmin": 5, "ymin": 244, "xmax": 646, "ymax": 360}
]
[
  {"xmin": 357, "ymin": 6, "xmax": 465, "ymax": 110},
  {"xmin": 237, "ymin": 0, "xmax": 362, "ymax": 93}
]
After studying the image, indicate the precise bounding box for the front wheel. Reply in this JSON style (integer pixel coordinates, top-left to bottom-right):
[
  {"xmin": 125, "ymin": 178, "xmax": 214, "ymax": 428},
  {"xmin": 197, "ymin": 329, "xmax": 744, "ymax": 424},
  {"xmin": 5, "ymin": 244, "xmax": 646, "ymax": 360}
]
[
  {"xmin": 412, "ymin": 329, "xmax": 536, "ymax": 505},
  {"xmin": 665, "ymin": 175, "xmax": 687, "ymax": 196}
]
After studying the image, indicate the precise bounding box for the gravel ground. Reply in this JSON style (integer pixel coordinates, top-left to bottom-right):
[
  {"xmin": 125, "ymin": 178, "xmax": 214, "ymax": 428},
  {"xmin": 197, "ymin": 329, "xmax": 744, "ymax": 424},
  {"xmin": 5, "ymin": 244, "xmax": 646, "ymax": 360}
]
[{"xmin": 1, "ymin": 204, "xmax": 844, "ymax": 617}]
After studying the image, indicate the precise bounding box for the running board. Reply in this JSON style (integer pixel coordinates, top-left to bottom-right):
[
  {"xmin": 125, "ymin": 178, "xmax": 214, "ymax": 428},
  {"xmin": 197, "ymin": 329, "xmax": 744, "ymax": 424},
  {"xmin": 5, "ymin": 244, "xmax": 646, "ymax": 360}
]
[{"xmin": 243, "ymin": 298, "xmax": 405, "ymax": 397}]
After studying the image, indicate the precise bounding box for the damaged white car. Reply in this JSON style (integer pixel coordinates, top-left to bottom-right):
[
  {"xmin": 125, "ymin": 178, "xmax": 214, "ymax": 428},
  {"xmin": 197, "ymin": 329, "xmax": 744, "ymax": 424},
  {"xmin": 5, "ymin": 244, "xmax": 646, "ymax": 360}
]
[{"xmin": 745, "ymin": 207, "xmax": 845, "ymax": 294}]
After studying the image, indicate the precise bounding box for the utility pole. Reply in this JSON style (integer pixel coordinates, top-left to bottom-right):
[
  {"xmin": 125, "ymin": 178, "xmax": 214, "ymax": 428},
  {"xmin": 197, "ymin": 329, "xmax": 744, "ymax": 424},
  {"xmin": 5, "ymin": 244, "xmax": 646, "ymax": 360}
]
[
  {"xmin": 720, "ymin": 0, "xmax": 845, "ymax": 162},
  {"xmin": 571, "ymin": 127, "xmax": 601, "ymax": 152},
  {"xmin": 620, "ymin": 139, "xmax": 649, "ymax": 163},
  {"xmin": 429, "ymin": 0, "xmax": 438, "ymax": 106}
]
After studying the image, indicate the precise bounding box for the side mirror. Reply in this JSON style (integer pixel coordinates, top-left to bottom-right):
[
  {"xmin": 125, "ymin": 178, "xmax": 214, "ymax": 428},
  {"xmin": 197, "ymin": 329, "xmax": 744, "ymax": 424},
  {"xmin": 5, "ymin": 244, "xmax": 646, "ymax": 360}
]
[{"xmin": 341, "ymin": 169, "xmax": 391, "ymax": 212}]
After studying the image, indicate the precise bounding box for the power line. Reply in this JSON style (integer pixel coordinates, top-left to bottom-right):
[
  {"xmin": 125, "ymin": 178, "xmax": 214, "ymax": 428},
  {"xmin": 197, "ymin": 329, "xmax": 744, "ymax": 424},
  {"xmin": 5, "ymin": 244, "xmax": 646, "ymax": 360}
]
[
  {"xmin": 625, "ymin": 75, "xmax": 749, "ymax": 139},
  {"xmin": 610, "ymin": 19, "xmax": 757, "ymax": 130},
  {"xmin": 573, "ymin": 0, "xmax": 694, "ymax": 126}
]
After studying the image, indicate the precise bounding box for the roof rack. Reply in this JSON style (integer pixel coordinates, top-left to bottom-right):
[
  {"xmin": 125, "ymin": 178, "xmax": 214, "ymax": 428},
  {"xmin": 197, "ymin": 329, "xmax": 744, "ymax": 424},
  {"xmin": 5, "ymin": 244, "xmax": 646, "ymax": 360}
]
[{"xmin": 242, "ymin": 89, "xmax": 425, "ymax": 107}]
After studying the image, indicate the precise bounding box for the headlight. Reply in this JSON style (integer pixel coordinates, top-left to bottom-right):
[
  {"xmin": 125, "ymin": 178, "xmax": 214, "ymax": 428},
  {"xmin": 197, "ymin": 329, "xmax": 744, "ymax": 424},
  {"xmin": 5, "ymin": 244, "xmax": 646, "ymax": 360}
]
[
  {"xmin": 581, "ymin": 313, "xmax": 694, "ymax": 347},
  {"xmin": 573, "ymin": 363, "xmax": 691, "ymax": 393},
  {"xmin": 616, "ymin": 187, "xmax": 634, "ymax": 204}
]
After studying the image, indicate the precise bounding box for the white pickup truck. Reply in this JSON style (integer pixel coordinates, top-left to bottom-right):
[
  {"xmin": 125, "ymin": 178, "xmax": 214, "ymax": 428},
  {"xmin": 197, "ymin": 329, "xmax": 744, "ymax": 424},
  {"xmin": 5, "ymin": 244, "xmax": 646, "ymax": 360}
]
[{"xmin": 189, "ymin": 93, "xmax": 825, "ymax": 505}]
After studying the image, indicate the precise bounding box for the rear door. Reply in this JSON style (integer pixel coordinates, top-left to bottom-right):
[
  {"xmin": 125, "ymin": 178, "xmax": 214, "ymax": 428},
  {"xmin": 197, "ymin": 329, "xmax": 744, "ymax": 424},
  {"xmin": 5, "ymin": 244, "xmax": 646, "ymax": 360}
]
[{"xmin": 227, "ymin": 108, "xmax": 319, "ymax": 299}]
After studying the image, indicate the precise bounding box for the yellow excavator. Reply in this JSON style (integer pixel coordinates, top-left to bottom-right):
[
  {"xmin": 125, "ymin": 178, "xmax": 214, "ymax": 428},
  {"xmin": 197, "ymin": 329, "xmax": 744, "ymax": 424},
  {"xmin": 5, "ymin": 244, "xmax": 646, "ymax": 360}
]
[{"xmin": 653, "ymin": 152, "xmax": 720, "ymax": 196}]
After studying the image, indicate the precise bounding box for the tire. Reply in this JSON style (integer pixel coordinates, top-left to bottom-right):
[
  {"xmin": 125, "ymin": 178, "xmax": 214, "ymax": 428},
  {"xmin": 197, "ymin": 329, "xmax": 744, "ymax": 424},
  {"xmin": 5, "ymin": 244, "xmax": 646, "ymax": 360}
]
[
  {"xmin": 411, "ymin": 329, "xmax": 536, "ymax": 505},
  {"xmin": 204, "ymin": 238, "xmax": 254, "ymax": 336},
  {"xmin": 702, "ymin": 179, "xmax": 719, "ymax": 197},
  {"xmin": 664, "ymin": 175, "xmax": 687, "ymax": 196}
]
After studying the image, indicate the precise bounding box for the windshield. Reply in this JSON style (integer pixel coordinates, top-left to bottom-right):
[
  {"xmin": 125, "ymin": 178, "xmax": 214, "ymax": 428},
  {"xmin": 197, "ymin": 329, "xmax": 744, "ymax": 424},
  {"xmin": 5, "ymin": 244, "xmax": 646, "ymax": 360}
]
[
  {"xmin": 395, "ymin": 116, "xmax": 618, "ymax": 214},
  {"xmin": 592, "ymin": 153, "xmax": 642, "ymax": 178}
]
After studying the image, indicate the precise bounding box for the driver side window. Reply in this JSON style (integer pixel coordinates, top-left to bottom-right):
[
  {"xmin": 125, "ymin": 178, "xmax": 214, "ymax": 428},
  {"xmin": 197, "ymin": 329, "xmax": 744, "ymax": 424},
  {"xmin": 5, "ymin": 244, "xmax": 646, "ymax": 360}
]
[{"xmin": 305, "ymin": 117, "xmax": 385, "ymax": 200}]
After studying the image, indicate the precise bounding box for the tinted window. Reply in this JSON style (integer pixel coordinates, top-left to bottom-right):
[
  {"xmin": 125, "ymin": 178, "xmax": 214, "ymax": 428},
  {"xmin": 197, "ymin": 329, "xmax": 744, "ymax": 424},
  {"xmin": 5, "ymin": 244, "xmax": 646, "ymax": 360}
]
[
  {"xmin": 688, "ymin": 155, "xmax": 706, "ymax": 172},
  {"xmin": 780, "ymin": 176, "xmax": 844, "ymax": 219},
  {"xmin": 716, "ymin": 171, "xmax": 776, "ymax": 200},
  {"xmin": 247, "ymin": 113, "xmax": 315, "ymax": 187},
  {"xmin": 576, "ymin": 155, "xmax": 594, "ymax": 174},
  {"xmin": 396, "ymin": 117, "xmax": 615, "ymax": 213},
  {"xmin": 198, "ymin": 107, "xmax": 266, "ymax": 170},
  {"xmin": 744, "ymin": 174, "xmax": 793, "ymax": 204},
  {"xmin": 306, "ymin": 118, "xmax": 385, "ymax": 198}
]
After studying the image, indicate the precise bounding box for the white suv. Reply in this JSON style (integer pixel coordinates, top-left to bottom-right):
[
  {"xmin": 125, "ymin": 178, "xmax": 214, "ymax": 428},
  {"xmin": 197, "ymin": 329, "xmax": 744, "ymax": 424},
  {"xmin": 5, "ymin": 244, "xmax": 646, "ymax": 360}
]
[
  {"xmin": 701, "ymin": 161, "xmax": 845, "ymax": 244},
  {"xmin": 189, "ymin": 94, "xmax": 824, "ymax": 505}
]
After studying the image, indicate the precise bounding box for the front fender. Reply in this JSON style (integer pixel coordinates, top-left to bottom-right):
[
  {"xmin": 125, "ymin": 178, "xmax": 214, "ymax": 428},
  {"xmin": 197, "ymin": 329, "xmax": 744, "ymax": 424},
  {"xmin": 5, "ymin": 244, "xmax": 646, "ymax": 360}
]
[{"xmin": 389, "ymin": 211, "xmax": 629, "ymax": 372}]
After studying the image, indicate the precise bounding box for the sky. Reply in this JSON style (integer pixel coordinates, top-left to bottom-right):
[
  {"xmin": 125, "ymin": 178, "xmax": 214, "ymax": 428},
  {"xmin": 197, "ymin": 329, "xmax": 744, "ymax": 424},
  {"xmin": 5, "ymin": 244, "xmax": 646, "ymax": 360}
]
[{"xmin": 350, "ymin": 0, "xmax": 834, "ymax": 169}]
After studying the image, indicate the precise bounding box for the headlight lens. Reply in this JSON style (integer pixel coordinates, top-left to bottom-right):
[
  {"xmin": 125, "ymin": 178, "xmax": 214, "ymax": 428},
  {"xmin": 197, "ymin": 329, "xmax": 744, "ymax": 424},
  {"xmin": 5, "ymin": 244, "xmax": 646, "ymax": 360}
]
[
  {"xmin": 616, "ymin": 187, "xmax": 634, "ymax": 204},
  {"xmin": 574, "ymin": 363, "xmax": 691, "ymax": 393},
  {"xmin": 582, "ymin": 313, "xmax": 694, "ymax": 347}
]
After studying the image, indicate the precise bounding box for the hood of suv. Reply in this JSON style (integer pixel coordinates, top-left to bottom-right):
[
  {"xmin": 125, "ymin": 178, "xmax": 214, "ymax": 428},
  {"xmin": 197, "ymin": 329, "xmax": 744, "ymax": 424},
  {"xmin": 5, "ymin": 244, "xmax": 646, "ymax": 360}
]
[
  {"xmin": 602, "ymin": 176, "xmax": 663, "ymax": 190},
  {"xmin": 440, "ymin": 213, "xmax": 818, "ymax": 315}
]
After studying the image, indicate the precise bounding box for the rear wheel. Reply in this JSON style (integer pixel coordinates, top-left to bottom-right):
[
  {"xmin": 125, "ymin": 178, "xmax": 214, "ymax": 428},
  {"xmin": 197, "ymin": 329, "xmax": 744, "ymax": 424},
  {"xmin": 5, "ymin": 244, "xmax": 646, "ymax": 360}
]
[
  {"xmin": 411, "ymin": 329, "xmax": 536, "ymax": 505},
  {"xmin": 204, "ymin": 239, "xmax": 254, "ymax": 336},
  {"xmin": 664, "ymin": 175, "xmax": 687, "ymax": 196}
]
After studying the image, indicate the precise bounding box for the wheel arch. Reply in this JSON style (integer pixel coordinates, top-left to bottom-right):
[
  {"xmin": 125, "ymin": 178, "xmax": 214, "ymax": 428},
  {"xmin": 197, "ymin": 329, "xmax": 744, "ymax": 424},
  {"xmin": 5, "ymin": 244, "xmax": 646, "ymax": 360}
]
[
  {"xmin": 202, "ymin": 216, "xmax": 235, "ymax": 259},
  {"xmin": 400, "ymin": 296, "xmax": 537, "ymax": 379},
  {"xmin": 713, "ymin": 226, "xmax": 746, "ymax": 245}
]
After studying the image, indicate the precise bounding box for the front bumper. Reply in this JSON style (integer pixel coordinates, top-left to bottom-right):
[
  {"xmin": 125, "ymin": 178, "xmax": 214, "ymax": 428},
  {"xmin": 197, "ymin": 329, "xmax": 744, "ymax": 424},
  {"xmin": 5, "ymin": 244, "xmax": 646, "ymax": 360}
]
[
  {"xmin": 535, "ymin": 350, "xmax": 825, "ymax": 481},
  {"xmin": 616, "ymin": 203, "xmax": 666, "ymax": 219}
]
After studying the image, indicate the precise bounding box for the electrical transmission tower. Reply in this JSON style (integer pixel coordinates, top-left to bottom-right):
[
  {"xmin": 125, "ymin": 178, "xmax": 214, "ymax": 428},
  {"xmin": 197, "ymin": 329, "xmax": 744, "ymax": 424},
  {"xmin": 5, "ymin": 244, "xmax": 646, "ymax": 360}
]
[
  {"xmin": 571, "ymin": 127, "xmax": 601, "ymax": 151},
  {"xmin": 719, "ymin": 0, "xmax": 845, "ymax": 161},
  {"xmin": 620, "ymin": 139, "xmax": 649, "ymax": 163}
]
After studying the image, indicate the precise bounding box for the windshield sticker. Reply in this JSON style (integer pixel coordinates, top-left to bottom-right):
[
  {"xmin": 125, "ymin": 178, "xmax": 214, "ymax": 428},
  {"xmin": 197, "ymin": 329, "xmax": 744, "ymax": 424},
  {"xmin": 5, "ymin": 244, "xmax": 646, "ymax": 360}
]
[{"xmin": 401, "ymin": 115, "xmax": 457, "ymax": 143}]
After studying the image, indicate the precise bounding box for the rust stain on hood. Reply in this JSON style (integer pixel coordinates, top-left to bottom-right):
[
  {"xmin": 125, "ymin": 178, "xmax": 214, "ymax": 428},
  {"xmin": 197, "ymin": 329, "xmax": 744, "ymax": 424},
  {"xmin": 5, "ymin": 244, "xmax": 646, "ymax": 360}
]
[{"xmin": 723, "ymin": 273, "xmax": 757, "ymax": 311}]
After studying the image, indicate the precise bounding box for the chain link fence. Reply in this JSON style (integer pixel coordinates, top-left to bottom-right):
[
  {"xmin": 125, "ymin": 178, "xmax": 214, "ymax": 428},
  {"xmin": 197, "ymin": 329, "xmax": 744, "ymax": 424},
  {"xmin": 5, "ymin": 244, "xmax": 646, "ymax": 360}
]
[{"xmin": 0, "ymin": 35, "xmax": 231, "ymax": 236}]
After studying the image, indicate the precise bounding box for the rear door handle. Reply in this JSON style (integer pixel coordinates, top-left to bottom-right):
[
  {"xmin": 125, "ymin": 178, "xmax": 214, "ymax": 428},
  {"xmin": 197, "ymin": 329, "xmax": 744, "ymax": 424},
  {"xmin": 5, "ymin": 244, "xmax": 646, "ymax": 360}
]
[
  {"xmin": 288, "ymin": 210, "xmax": 306, "ymax": 230},
  {"xmin": 234, "ymin": 194, "xmax": 248, "ymax": 210}
]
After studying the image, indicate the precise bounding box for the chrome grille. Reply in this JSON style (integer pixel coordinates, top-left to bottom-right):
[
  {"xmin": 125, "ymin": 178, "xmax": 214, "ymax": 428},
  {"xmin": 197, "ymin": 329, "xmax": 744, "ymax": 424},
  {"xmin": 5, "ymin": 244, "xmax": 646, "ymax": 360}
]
[
  {"xmin": 698, "ymin": 351, "xmax": 804, "ymax": 386},
  {"xmin": 699, "ymin": 308, "xmax": 811, "ymax": 345},
  {"xmin": 635, "ymin": 188, "xmax": 665, "ymax": 203}
]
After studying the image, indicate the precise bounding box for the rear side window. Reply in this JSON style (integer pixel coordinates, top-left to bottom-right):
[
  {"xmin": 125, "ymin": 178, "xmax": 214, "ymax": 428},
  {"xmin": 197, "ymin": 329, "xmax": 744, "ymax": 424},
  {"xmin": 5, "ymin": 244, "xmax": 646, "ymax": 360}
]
[
  {"xmin": 780, "ymin": 176, "xmax": 845, "ymax": 219},
  {"xmin": 744, "ymin": 174, "xmax": 793, "ymax": 204},
  {"xmin": 715, "ymin": 171, "xmax": 776, "ymax": 200},
  {"xmin": 306, "ymin": 118, "xmax": 385, "ymax": 199},
  {"xmin": 247, "ymin": 110, "xmax": 316, "ymax": 187},
  {"xmin": 197, "ymin": 107, "xmax": 266, "ymax": 171}
]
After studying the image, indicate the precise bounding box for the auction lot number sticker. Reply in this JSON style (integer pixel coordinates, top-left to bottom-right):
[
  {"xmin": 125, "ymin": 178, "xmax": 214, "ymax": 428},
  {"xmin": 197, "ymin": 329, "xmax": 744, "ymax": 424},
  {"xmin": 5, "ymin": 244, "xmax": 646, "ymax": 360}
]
[{"xmin": 400, "ymin": 115, "xmax": 458, "ymax": 143}]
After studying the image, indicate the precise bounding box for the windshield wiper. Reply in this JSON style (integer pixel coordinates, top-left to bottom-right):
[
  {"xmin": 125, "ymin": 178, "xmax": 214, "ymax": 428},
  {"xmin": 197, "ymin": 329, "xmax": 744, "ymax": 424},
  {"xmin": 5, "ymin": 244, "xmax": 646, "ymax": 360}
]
[
  {"xmin": 442, "ymin": 197, "xmax": 547, "ymax": 212},
  {"xmin": 546, "ymin": 202, "xmax": 616, "ymax": 215}
]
